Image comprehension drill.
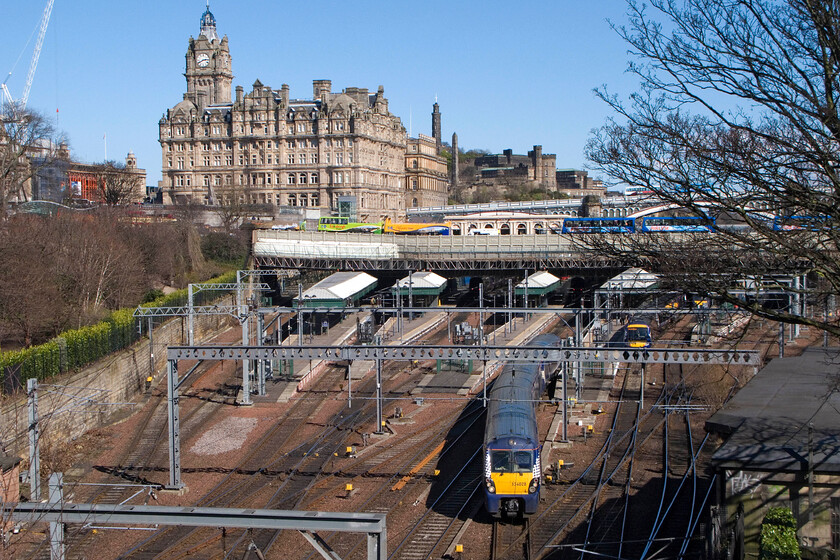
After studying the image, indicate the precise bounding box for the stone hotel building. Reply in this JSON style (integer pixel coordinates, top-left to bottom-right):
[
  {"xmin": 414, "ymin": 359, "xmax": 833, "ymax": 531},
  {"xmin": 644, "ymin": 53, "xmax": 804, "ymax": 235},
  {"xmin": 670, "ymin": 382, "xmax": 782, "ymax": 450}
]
[{"xmin": 159, "ymin": 6, "xmax": 426, "ymax": 222}]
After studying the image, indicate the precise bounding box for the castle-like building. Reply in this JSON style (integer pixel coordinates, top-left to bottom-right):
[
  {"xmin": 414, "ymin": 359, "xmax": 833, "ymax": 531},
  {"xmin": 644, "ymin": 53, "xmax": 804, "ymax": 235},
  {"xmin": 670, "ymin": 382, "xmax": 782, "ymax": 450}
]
[{"xmin": 159, "ymin": 6, "xmax": 446, "ymax": 221}]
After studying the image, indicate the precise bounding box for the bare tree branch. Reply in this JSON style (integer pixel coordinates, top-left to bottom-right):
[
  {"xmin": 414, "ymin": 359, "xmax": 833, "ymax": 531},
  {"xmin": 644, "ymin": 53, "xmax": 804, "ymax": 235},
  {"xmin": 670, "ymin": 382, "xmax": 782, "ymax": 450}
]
[{"xmin": 587, "ymin": 0, "xmax": 840, "ymax": 335}]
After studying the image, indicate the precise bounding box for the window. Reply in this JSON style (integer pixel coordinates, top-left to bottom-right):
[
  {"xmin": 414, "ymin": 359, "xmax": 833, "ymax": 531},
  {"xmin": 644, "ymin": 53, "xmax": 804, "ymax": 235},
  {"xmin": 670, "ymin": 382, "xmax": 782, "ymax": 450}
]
[
  {"xmin": 288, "ymin": 194, "xmax": 297, "ymax": 206},
  {"xmin": 300, "ymin": 194, "xmax": 308, "ymax": 207},
  {"xmin": 336, "ymin": 139, "xmax": 343, "ymax": 148},
  {"xmin": 310, "ymin": 154, "xmax": 318, "ymax": 164},
  {"xmin": 214, "ymin": 175, "xmax": 222, "ymax": 186},
  {"xmin": 287, "ymin": 174, "xmax": 296, "ymax": 184},
  {"xmin": 252, "ymin": 154, "xmax": 258, "ymax": 165},
  {"xmin": 266, "ymin": 154, "xmax": 272, "ymax": 164},
  {"xmin": 334, "ymin": 172, "xmax": 342, "ymax": 184},
  {"xmin": 411, "ymin": 179, "xmax": 418, "ymax": 190},
  {"xmin": 298, "ymin": 154, "xmax": 306, "ymax": 164},
  {"xmin": 288, "ymin": 154, "xmax": 295, "ymax": 164},
  {"xmin": 214, "ymin": 156, "xmax": 221, "ymax": 166},
  {"xmin": 310, "ymin": 173, "xmax": 318, "ymax": 184},
  {"xmin": 203, "ymin": 175, "xmax": 210, "ymax": 186},
  {"xmin": 177, "ymin": 157, "xmax": 184, "ymax": 170},
  {"xmin": 336, "ymin": 153, "xmax": 343, "ymax": 165},
  {"xmin": 239, "ymin": 155, "xmax": 245, "ymax": 165},
  {"xmin": 287, "ymin": 140, "xmax": 295, "ymax": 149},
  {"xmin": 299, "ymin": 173, "xmax": 307, "ymax": 184}
]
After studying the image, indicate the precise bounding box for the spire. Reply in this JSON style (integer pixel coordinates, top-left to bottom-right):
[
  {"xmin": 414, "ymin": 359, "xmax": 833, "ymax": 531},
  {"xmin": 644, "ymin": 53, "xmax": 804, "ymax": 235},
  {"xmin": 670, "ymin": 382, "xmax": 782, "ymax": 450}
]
[{"xmin": 199, "ymin": 1, "xmax": 219, "ymax": 43}]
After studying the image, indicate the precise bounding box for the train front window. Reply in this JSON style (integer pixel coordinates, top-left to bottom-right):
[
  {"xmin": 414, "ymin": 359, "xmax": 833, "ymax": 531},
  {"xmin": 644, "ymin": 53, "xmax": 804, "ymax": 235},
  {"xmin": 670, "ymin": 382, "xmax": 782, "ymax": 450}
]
[
  {"xmin": 491, "ymin": 451, "xmax": 511, "ymax": 472},
  {"xmin": 627, "ymin": 327, "xmax": 649, "ymax": 342},
  {"xmin": 513, "ymin": 451, "xmax": 533, "ymax": 472},
  {"xmin": 491, "ymin": 450, "xmax": 533, "ymax": 473}
]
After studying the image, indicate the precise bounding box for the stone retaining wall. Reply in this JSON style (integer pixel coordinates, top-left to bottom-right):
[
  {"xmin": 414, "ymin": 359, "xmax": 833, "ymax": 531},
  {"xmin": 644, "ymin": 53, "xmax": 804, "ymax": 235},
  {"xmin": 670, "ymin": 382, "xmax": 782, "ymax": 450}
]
[{"xmin": 0, "ymin": 311, "xmax": 236, "ymax": 461}]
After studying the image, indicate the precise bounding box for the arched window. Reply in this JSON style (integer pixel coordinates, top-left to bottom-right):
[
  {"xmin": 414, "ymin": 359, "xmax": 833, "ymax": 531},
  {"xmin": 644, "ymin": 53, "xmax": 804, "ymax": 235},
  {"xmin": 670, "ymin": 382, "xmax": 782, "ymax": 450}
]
[
  {"xmin": 517, "ymin": 223, "xmax": 527, "ymax": 235},
  {"xmin": 412, "ymin": 198, "xmax": 418, "ymax": 207},
  {"xmin": 500, "ymin": 223, "xmax": 511, "ymax": 235},
  {"xmin": 288, "ymin": 194, "xmax": 297, "ymax": 206},
  {"xmin": 535, "ymin": 223, "xmax": 545, "ymax": 234},
  {"xmin": 299, "ymin": 173, "xmax": 307, "ymax": 184}
]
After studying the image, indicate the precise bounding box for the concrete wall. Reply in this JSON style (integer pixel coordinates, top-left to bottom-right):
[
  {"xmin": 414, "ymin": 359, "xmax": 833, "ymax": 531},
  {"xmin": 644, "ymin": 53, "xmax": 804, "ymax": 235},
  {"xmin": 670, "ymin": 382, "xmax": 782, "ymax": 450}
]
[{"xmin": 0, "ymin": 310, "xmax": 236, "ymax": 461}]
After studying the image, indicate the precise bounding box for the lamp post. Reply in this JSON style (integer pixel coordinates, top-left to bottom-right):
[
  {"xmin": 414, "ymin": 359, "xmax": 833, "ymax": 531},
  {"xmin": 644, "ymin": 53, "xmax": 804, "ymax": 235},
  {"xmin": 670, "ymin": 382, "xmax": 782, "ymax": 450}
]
[
  {"xmin": 492, "ymin": 294, "xmax": 497, "ymax": 345},
  {"xmin": 407, "ymin": 270, "xmax": 414, "ymax": 321}
]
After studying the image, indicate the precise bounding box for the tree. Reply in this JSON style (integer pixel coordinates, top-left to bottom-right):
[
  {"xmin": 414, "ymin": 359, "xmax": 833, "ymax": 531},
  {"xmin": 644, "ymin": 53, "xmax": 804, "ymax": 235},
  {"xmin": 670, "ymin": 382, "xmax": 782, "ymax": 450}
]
[
  {"xmin": 586, "ymin": 0, "xmax": 840, "ymax": 336},
  {"xmin": 92, "ymin": 160, "xmax": 143, "ymax": 205},
  {"xmin": 0, "ymin": 104, "xmax": 63, "ymax": 218},
  {"xmin": 212, "ymin": 183, "xmax": 253, "ymax": 232}
]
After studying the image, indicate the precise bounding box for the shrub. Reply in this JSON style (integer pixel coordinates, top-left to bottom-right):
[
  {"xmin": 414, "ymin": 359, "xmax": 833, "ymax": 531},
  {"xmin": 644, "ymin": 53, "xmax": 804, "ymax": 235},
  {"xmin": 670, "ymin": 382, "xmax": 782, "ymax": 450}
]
[
  {"xmin": 759, "ymin": 507, "xmax": 800, "ymax": 560},
  {"xmin": 0, "ymin": 270, "xmax": 239, "ymax": 392}
]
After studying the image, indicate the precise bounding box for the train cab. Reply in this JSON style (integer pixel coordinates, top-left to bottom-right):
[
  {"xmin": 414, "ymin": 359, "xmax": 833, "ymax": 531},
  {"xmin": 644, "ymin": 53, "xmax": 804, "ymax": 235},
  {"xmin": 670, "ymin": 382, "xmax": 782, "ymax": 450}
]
[
  {"xmin": 625, "ymin": 321, "xmax": 652, "ymax": 348},
  {"xmin": 484, "ymin": 443, "xmax": 541, "ymax": 517}
]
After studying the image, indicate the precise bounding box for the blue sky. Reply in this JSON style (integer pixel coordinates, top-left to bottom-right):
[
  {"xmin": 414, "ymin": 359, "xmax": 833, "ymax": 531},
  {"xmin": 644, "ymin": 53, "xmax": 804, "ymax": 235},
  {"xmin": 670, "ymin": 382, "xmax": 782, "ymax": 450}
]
[{"xmin": 2, "ymin": 1, "xmax": 638, "ymax": 186}]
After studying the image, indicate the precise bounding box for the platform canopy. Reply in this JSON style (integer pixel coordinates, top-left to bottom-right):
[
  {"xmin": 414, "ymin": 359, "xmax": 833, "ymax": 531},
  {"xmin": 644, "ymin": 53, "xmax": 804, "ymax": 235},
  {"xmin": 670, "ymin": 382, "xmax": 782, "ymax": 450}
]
[
  {"xmin": 298, "ymin": 272, "xmax": 377, "ymax": 308},
  {"xmin": 393, "ymin": 271, "xmax": 448, "ymax": 296},
  {"xmin": 514, "ymin": 271, "xmax": 561, "ymax": 296},
  {"xmin": 599, "ymin": 267, "xmax": 659, "ymax": 292}
]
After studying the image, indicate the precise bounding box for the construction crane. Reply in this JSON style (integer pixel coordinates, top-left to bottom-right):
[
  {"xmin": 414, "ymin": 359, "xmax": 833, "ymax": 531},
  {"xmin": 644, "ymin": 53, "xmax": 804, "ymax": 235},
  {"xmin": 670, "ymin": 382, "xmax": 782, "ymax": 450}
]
[{"xmin": 2, "ymin": 0, "xmax": 55, "ymax": 111}]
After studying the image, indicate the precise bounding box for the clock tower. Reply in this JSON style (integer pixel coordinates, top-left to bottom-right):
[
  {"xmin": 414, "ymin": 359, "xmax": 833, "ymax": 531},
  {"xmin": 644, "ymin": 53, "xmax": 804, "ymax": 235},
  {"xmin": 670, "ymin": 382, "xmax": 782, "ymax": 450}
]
[{"xmin": 185, "ymin": 3, "xmax": 232, "ymax": 107}]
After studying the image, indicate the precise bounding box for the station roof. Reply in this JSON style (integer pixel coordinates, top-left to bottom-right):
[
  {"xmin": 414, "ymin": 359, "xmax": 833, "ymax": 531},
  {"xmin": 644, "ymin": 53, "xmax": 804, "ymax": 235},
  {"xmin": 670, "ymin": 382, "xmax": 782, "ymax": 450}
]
[
  {"xmin": 598, "ymin": 267, "xmax": 659, "ymax": 292},
  {"xmin": 298, "ymin": 272, "xmax": 377, "ymax": 307},
  {"xmin": 393, "ymin": 271, "xmax": 447, "ymax": 296},
  {"xmin": 514, "ymin": 271, "xmax": 561, "ymax": 296},
  {"xmin": 705, "ymin": 347, "xmax": 840, "ymax": 474}
]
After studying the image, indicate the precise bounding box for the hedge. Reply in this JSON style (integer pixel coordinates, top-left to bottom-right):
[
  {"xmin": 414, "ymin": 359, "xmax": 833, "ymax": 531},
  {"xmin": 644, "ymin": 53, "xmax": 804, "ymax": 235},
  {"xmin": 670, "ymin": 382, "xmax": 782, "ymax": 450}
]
[
  {"xmin": 0, "ymin": 270, "xmax": 239, "ymax": 393},
  {"xmin": 759, "ymin": 507, "xmax": 800, "ymax": 560}
]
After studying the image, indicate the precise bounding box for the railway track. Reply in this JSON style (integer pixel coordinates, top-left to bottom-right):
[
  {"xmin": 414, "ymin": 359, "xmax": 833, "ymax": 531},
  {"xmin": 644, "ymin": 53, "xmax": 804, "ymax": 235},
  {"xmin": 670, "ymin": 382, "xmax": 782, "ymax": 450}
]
[{"xmin": 23, "ymin": 358, "xmax": 228, "ymax": 560}]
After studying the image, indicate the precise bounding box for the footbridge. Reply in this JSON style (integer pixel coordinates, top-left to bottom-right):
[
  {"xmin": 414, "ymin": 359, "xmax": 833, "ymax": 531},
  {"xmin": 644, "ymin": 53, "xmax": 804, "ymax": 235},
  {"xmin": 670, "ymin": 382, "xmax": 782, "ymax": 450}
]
[{"xmin": 252, "ymin": 229, "xmax": 625, "ymax": 271}]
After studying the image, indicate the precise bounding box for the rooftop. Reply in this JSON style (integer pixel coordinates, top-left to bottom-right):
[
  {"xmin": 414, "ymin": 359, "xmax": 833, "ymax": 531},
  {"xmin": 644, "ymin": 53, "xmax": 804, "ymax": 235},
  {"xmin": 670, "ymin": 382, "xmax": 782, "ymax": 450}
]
[{"xmin": 705, "ymin": 347, "xmax": 840, "ymax": 474}]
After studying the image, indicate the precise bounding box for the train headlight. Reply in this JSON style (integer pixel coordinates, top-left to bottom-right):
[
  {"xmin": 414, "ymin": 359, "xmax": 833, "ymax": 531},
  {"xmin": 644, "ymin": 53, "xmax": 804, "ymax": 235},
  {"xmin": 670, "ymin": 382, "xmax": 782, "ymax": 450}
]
[
  {"xmin": 528, "ymin": 477, "xmax": 539, "ymax": 494},
  {"xmin": 485, "ymin": 478, "xmax": 496, "ymax": 494}
]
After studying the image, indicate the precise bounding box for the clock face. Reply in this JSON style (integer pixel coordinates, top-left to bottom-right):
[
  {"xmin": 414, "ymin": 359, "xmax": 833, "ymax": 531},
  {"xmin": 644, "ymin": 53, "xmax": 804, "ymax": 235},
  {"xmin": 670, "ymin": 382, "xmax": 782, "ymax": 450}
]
[{"xmin": 196, "ymin": 53, "xmax": 210, "ymax": 68}]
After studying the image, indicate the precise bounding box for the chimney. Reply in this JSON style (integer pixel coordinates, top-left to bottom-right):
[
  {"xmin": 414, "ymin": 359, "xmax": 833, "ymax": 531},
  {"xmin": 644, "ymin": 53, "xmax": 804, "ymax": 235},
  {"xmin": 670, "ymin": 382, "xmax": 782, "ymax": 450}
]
[{"xmin": 235, "ymin": 86, "xmax": 243, "ymax": 104}]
